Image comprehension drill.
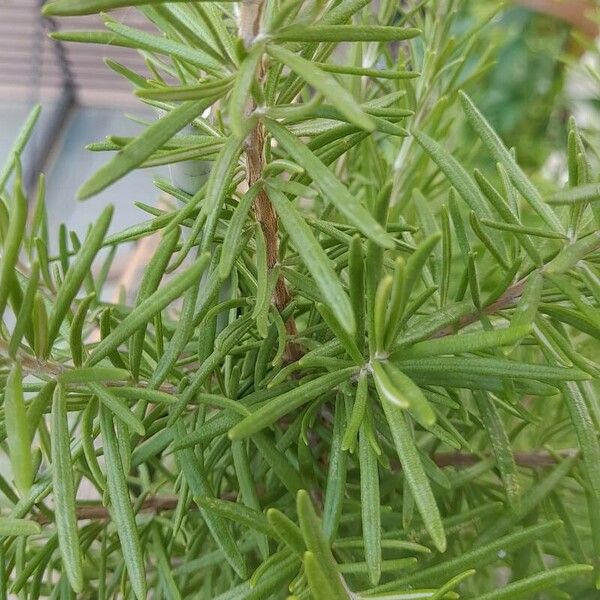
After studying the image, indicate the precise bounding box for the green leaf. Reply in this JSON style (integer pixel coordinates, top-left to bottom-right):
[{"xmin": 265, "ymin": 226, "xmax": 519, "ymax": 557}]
[
  {"xmin": 398, "ymin": 325, "xmax": 530, "ymax": 358},
  {"xmin": 429, "ymin": 570, "xmax": 476, "ymax": 600},
  {"xmin": 274, "ymin": 25, "xmax": 420, "ymax": 42},
  {"xmin": 229, "ymin": 368, "xmax": 356, "ymax": 439},
  {"xmin": 230, "ymin": 43, "xmax": 264, "ymax": 139},
  {"xmin": 231, "ymin": 440, "xmax": 269, "ymax": 558},
  {"xmin": 152, "ymin": 525, "xmax": 182, "ymax": 600},
  {"xmin": 43, "ymin": 0, "xmax": 218, "ymax": 16},
  {"xmin": 459, "ymin": 91, "xmax": 563, "ymax": 232},
  {"xmin": 304, "ymin": 552, "xmax": 349, "ymax": 600},
  {"xmin": 265, "ymin": 119, "xmax": 392, "ymax": 247},
  {"xmin": 4, "ymin": 362, "xmax": 33, "ymax": 497},
  {"xmin": 267, "ymin": 44, "xmax": 374, "ymax": 131},
  {"xmin": 297, "ymin": 490, "xmax": 349, "ymax": 598},
  {"xmin": 252, "ymin": 431, "xmax": 303, "ymax": 494},
  {"xmin": 475, "ymin": 565, "xmax": 593, "ymax": 600},
  {"xmin": 378, "ymin": 386, "xmax": 446, "ymax": 552},
  {"xmin": 348, "ymin": 234, "xmax": 366, "ymax": 345},
  {"xmin": 473, "ymin": 391, "xmax": 520, "ymax": 510},
  {"xmin": 78, "ymin": 102, "xmax": 216, "ymax": 199},
  {"xmin": 397, "ymin": 356, "xmax": 589, "ymax": 382},
  {"xmin": 193, "ymin": 496, "xmax": 275, "ymax": 537},
  {"xmin": 267, "ymin": 185, "xmax": 355, "ymax": 333},
  {"xmin": 546, "ymin": 183, "xmax": 600, "ymax": 205},
  {"xmin": 369, "ymin": 520, "xmax": 561, "ymax": 592},
  {"xmin": 8, "ymin": 261, "xmax": 39, "ymax": 356},
  {"xmin": 51, "ymin": 385, "xmax": 84, "ymax": 593},
  {"xmin": 199, "ymin": 136, "xmax": 243, "ymax": 252},
  {"xmin": 316, "ymin": 303, "xmax": 363, "ymax": 362},
  {"xmin": 0, "ymin": 179, "xmax": 27, "ymax": 320},
  {"xmin": 477, "ymin": 454, "xmax": 577, "ymax": 545},
  {"xmin": 0, "ymin": 105, "xmax": 40, "ymax": 192},
  {"xmin": 0, "ymin": 518, "xmax": 41, "ymax": 537},
  {"xmin": 561, "ymin": 382, "xmax": 600, "ymax": 501},
  {"xmin": 86, "ymin": 253, "xmax": 210, "ymax": 366},
  {"xmin": 69, "ymin": 293, "xmax": 95, "ymax": 367},
  {"xmin": 322, "ymin": 398, "xmax": 347, "ymax": 541},
  {"xmin": 373, "ymin": 275, "xmax": 393, "ymax": 353},
  {"xmin": 47, "ymin": 205, "xmax": 113, "ymax": 352},
  {"xmin": 88, "ymin": 382, "xmax": 145, "ymax": 436},
  {"xmin": 474, "ymin": 169, "xmax": 542, "ymax": 265},
  {"xmin": 359, "ymin": 423, "xmax": 381, "ymax": 585},
  {"xmin": 545, "ymin": 232, "xmax": 600, "ymax": 275},
  {"xmin": 219, "ymin": 182, "xmax": 262, "ymax": 279},
  {"xmin": 413, "ymin": 131, "xmax": 489, "ymax": 217},
  {"xmin": 59, "ymin": 366, "xmax": 130, "ymax": 384},
  {"xmin": 512, "ymin": 273, "xmax": 543, "ymax": 332},
  {"xmin": 106, "ymin": 20, "xmax": 226, "ymax": 73},
  {"xmin": 341, "ymin": 373, "xmax": 368, "ymax": 452},
  {"xmin": 134, "ymin": 78, "xmax": 234, "ymax": 101},
  {"xmin": 266, "ymin": 509, "xmax": 305, "ymax": 556},
  {"xmin": 317, "ymin": 62, "xmax": 418, "ymax": 79},
  {"xmin": 173, "ymin": 421, "xmax": 248, "ymax": 578},
  {"xmin": 480, "ymin": 217, "xmax": 568, "ymax": 239},
  {"xmin": 398, "ymin": 233, "xmax": 441, "ymax": 326},
  {"xmin": 129, "ymin": 226, "xmax": 180, "ymax": 380},
  {"xmin": 99, "ymin": 407, "xmax": 147, "ymax": 600},
  {"xmin": 382, "ymin": 361, "xmax": 436, "ymax": 427},
  {"xmin": 371, "ymin": 361, "xmax": 409, "ymax": 409}
]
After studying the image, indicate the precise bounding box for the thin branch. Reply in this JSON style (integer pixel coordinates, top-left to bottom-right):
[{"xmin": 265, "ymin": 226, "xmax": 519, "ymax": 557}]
[
  {"xmin": 431, "ymin": 277, "xmax": 527, "ymax": 338},
  {"xmin": 0, "ymin": 340, "xmax": 179, "ymax": 396},
  {"xmin": 431, "ymin": 449, "xmax": 578, "ymax": 469},
  {"xmin": 239, "ymin": 0, "xmax": 301, "ymax": 361},
  {"xmin": 31, "ymin": 450, "xmax": 577, "ymax": 523}
]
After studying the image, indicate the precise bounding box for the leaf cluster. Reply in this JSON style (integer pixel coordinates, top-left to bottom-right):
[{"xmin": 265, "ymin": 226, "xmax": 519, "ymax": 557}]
[{"xmin": 0, "ymin": 0, "xmax": 599, "ymax": 598}]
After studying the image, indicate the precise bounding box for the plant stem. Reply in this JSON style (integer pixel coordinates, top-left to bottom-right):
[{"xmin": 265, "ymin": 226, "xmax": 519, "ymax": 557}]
[
  {"xmin": 32, "ymin": 450, "xmax": 578, "ymax": 523},
  {"xmin": 239, "ymin": 0, "xmax": 300, "ymax": 361},
  {"xmin": 431, "ymin": 277, "xmax": 528, "ymax": 338}
]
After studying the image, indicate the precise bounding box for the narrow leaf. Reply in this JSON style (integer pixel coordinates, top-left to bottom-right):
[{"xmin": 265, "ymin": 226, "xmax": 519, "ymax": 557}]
[
  {"xmin": 274, "ymin": 25, "xmax": 420, "ymax": 42},
  {"xmin": 268, "ymin": 44, "xmax": 374, "ymax": 131},
  {"xmin": 379, "ymin": 389, "xmax": 446, "ymax": 552},
  {"xmin": 99, "ymin": 407, "xmax": 147, "ymax": 600},
  {"xmin": 51, "ymin": 385, "xmax": 84, "ymax": 593},
  {"xmin": 4, "ymin": 362, "xmax": 33, "ymax": 496},
  {"xmin": 459, "ymin": 91, "xmax": 563, "ymax": 232},
  {"xmin": 78, "ymin": 102, "xmax": 215, "ymax": 199},
  {"xmin": 267, "ymin": 185, "xmax": 355, "ymax": 333},
  {"xmin": 229, "ymin": 368, "xmax": 355, "ymax": 439},
  {"xmin": 86, "ymin": 253, "xmax": 210, "ymax": 366},
  {"xmin": 265, "ymin": 119, "xmax": 392, "ymax": 247},
  {"xmin": 47, "ymin": 205, "xmax": 113, "ymax": 352}
]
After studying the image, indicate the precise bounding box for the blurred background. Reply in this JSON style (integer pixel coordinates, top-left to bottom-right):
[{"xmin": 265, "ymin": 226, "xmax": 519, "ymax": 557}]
[
  {"xmin": 0, "ymin": 0, "xmax": 167, "ymax": 246},
  {"xmin": 0, "ymin": 0, "xmax": 598, "ymax": 238}
]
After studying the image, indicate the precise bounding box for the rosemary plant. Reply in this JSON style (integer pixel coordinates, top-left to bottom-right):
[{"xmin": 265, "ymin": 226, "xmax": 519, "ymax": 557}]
[{"xmin": 0, "ymin": 0, "xmax": 599, "ymax": 597}]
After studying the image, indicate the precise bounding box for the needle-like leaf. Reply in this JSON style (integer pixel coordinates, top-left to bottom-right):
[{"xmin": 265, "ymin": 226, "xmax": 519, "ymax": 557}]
[
  {"xmin": 86, "ymin": 252, "xmax": 210, "ymax": 366},
  {"xmin": 99, "ymin": 407, "xmax": 147, "ymax": 600},
  {"xmin": 459, "ymin": 91, "xmax": 563, "ymax": 232},
  {"xmin": 378, "ymin": 388, "xmax": 446, "ymax": 552},
  {"xmin": 51, "ymin": 385, "xmax": 84, "ymax": 593},
  {"xmin": 267, "ymin": 185, "xmax": 355, "ymax": 333},
  {"xmin": 265, "ymin": 119, "xmax": 393, "ymax": 247},
  {"xmin": 4, "ymin": 362, "xmax": 33, "ymax": 497}
]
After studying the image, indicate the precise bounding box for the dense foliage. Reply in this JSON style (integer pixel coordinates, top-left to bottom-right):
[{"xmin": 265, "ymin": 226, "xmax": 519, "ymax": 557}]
[{"xmin": 0, "ymin": 0, "xmax": 600, "ymax": 597}]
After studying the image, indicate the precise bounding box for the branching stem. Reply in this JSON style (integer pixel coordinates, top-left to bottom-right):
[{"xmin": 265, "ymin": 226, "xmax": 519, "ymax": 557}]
[{"xmin": 239, "ymin": 0, "xmax": 300, "ymax": 361}]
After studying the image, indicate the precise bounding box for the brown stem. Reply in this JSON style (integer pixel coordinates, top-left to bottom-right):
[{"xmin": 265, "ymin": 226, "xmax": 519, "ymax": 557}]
[
  {"xmin": 239, "ymin": 0, "xmax": 300, "ymax": 361},
  {"xmin": 431, "ymin": 276, "xmax": 528, "ymax": 338},
  {"xmin": 31, "ymin": 450, "xmax": 577, "ymax": 523},
  {"xmin": 0, "ymin": 340, "xmax": 179, "ymax": 396}
]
